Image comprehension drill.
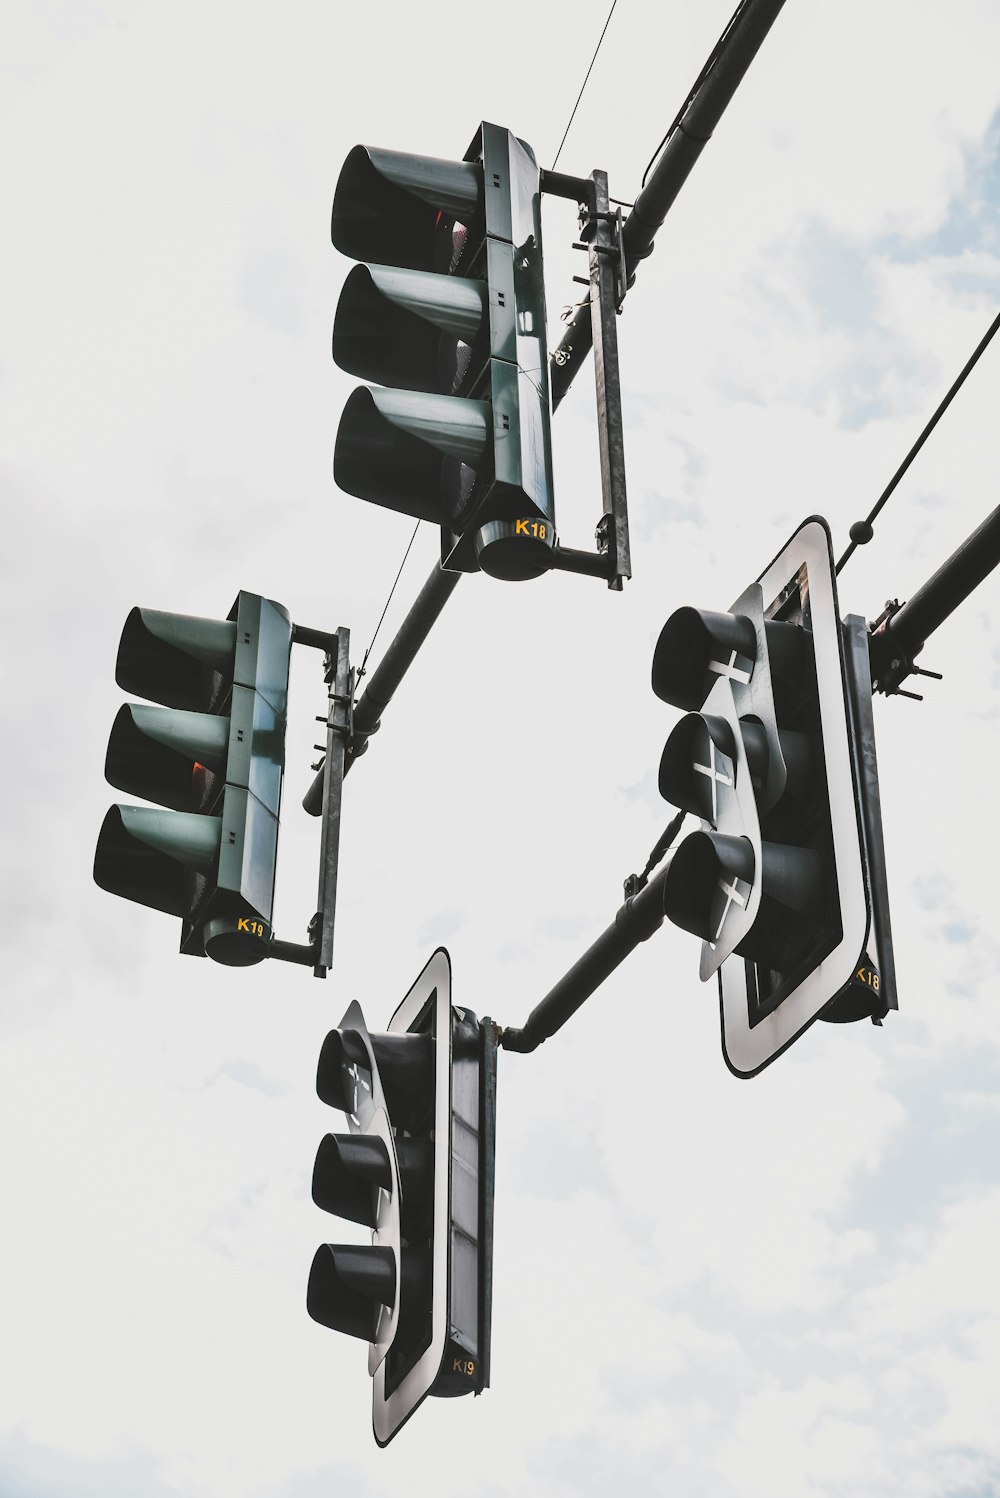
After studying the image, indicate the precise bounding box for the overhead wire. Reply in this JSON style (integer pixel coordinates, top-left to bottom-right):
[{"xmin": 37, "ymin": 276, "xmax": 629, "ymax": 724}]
[
  {"xmin": 836, "ymin": 306, "xmax": 1000, "ymax": 574},
  {"xmin": 551, "ymin": 0, "xmax": 620, "ymax": 170},
  {"xmin": 353, "ymin": 520, "xmax": 421, "ymax": 699}
]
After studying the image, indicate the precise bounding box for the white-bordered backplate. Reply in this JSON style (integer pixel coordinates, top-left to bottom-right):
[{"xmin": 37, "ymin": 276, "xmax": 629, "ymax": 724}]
[
  {"xmin": 372, "ymin": 948, "xmax": 452, "ymax": 1446},
  {"xmin": 720, "ymin": 518, "xmax": 870, "ymax": 1077}
]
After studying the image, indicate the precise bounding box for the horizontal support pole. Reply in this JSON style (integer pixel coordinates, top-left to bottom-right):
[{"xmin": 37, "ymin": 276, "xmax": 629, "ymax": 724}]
[
  {"xmin": 888, "ymin": 504, "xmax": 1000, "ymax": 657},
  {"xmin": 501, "ymin": 863, "xmax": 671, "ymax": 1054},
  {"xmin": 870, "ymin": 504, "xmax": 1000, "ymax": 691}
]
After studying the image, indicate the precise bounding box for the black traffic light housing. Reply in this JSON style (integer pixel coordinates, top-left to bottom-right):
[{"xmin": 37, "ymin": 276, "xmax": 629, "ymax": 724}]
[
  {"xmin": 308, "ymin": 950, "xmax": 496, "ymax": 1445},
  {"xmin": 94, "ymin": 592, "xmax": 292, "ymax": 966},
  {"xmin": 652, "ymin": 517, "xmax": 896, "ymax": 1076},
  {"xmin": 331, "ymin": 122, "xmax": 555, "ymax": 582}
]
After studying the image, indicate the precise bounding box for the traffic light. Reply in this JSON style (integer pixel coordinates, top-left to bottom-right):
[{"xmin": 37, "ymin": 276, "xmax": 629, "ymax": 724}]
[
  {"xmin": 652, "ymin": 516, "xmax": 895, "ymax": 1076},
  {"xmin": 330, "ymin": 121, "xmax": 555, "ymax": 582},
  {"xmin": 94, "ymin": 592, "xmax": 292, "ymax": 967},
  {"xmin": 308, "ymin": 949, "xmax": 496, "ymax": 1446}
]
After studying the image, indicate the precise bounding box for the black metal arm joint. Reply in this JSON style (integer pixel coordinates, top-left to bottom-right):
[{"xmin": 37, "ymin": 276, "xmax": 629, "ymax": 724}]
[
  {"xmin": 292, "ymin": 624, "xmax": 340, "ymax": 653},
  {"xmin": 266, "ymin": 937, "xmax": 320, "ymax": 967},
  {"xmin": 869, "ymin": 600, "xmax": 945, "ymax": 698},
  {"xmin": 496, "ymin": 1024, "xmax": 539, "ymax": 1054},
  {"xmin": 540, "ymin": 168, "xmax": 598, "ymax": 210},
  {"xmin": 547, "ymin": 542, "xmax": 615, "ymax": 581},
  {"xmin": 867, "ymin": 602, "xmax": 915, "ymax": 695},
  {"xmin": 614, "ymin": 878, "xmax": 669, "ymax": 945}
]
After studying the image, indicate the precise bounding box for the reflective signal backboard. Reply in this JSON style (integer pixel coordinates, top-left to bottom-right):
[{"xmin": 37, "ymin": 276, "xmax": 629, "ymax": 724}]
[{"xmin": 719, "ymin": 517, "xmax": 877, "ymax": 1077}]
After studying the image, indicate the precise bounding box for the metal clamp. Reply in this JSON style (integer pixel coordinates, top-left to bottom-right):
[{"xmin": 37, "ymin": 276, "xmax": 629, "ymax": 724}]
[{"xmin": 868, "ymin": 601, "xmax": 943, "ymax": 699}]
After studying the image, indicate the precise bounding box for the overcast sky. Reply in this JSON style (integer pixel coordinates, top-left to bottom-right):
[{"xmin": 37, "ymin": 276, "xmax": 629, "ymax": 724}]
[{"xmin": 3, "ymin": 1, "xmax": 1000, "ymax": 1494}]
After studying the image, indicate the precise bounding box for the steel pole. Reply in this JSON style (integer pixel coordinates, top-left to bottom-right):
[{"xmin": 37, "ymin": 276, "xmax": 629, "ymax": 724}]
[
  {"xmin": 304, "ymin": 562, "xmax": 460, "ymax": 814},
  {"xmin": 870, "ymin": 505, "xmax": 1000, "ymax": 692},
  {"xmin": 501, "ymin": 864, "xmax": 671, "ymax": 1053},
  {"xmin": 550, "ymin": 0, "xmax": 788, "ymax": 409}
]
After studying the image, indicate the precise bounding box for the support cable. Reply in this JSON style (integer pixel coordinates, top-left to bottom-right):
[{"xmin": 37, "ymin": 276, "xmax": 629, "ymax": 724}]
[
  {"xmin": 837, "ymin": 308, "xmax": 1000, "ymax": 575},
  {"xmin": 624, "ymin": 810, "xmax": 686, "ymax": 896},
  {"xmin": 551, "ymin": 0, "xmax": 620, "ymax": 170},
  {"xmin": 354, "ymin": 521, "xmax": 421, "ymax": 701}
]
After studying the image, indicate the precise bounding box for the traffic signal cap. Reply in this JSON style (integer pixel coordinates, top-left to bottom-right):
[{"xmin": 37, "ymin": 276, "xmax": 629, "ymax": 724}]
[
  {"xmin": 316, "ymin": 1025, "xmax": 371, "ymax": 1111},
  {"xmin": 104, "ymin": 704, "xmax": 229, "ymax": 810},
  {"xmin": 665, "ymin": 829, "xmax": 755, "ymax": 941},
  {"xmin": 652, "ymin": 607, "xmax": 757, "ymax": 712},
  {"xmin": 331, "ymin": 145, "xmax": 482, "ymax": 271},
  {"xmin": 307, "ymin": 1243, "xmax": 397, "ymax": 1342},
  {"xmin": 334, "ymin": 386, "xmax": 490, "ymax": 525},
  {"xmin": 334, "ymin": 265, "xmax": 489, "ymax": 392},
  {"xmin": 659, "ymin": 711, "xmax": 741, "ymax": 821},
  {"xmin": 93, "ymin": 804, "xmax": 221, "ymax": 916},
  {"xmin": 116, "ymin": 607, "xmax": 237, "ymax": 711}
]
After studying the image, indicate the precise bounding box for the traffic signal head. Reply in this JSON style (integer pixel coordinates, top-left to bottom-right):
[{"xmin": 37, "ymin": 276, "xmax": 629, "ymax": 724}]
[
  {"xmin": 308, "ymin": 950, "xmax": 496, "ymax": 1446},
  {"xmin": 652, "ymin": 517, "xmax": 895, "ymax": 1075},
  {"xmin": 94, "ymin": 593, "xmax": 292, "ymax": 966},
  {"xmin": 307, "ymin": 1001, "xmax": 409, "ymax": 1368},
  {"xmin": 330, "ymin": 123, "xmax": 555, "ymax": 583}
]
